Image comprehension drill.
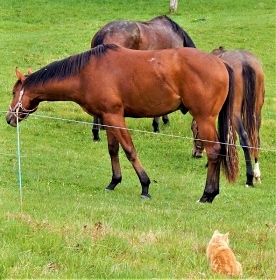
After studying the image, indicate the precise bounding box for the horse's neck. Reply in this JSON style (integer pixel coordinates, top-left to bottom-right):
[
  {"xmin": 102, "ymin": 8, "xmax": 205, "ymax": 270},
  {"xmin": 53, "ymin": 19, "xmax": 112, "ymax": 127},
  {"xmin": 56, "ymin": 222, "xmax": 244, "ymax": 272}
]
[{"xmin": 34, "ymin": 79, "xmax": 81, "ymax": 103}]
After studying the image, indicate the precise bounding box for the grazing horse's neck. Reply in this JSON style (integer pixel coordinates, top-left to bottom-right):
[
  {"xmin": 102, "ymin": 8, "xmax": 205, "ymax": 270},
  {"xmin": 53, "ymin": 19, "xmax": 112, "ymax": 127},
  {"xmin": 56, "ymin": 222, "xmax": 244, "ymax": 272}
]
[{"xmin": 29, "ymin": 78, "xmax": 82, "ymax": 103}]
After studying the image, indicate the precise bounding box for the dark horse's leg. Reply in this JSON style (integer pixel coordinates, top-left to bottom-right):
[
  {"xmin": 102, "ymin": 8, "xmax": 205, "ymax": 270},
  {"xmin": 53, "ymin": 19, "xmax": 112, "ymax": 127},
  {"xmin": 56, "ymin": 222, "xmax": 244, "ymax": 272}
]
[
  {"xmin": 152, "ymin": 117, "xmax": 160, "ymax": 132},
  {"xmin": 104, "ymin": 116, "xmax": 151, "ymax": 198},
  {"xmin": 152, "ymin": 115, "xmax": 169, "ymax": 132},
  {"xmin": 162, "ymin": 115, "xmax": 170, "ymax": 125},
  {"xmin": 236, "ymin": 117, "xmax": 254, "ymax": 186},
  {"xmin": 92, "ymin": 117, "xmax": 102, "ymax": 141}
]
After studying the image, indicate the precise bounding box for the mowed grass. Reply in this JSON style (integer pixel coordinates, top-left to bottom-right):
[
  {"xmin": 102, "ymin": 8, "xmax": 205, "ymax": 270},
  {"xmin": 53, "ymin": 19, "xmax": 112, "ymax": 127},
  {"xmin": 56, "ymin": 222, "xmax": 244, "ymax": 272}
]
[{"xmin": 0, "ymin": 0, "xmax": 275, "ymax": 278}]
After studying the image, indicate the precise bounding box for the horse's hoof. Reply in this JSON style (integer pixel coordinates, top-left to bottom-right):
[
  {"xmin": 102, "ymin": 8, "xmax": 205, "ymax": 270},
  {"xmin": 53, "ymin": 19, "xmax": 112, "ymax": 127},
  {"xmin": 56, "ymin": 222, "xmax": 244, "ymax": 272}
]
[
  {"xmin": 105, "ymin": 187, "xmax": 114, "ymax": 191},
  {"xmin": 93, "ymin": 138, "xmax": 101, "ymax": 142},
  {"xmin": 245, "ymin": 181, "xmax": 254, "ymax": 187},
  {"xmin": 197, "ymin": 194, "xmax": 214, "ymax": 203},
  {"xmin": 255, "ymin": 178, "xmax": 261, "ymax": 184},
  {"xmin": 141, "ymin": 193, "xmax": 151, "ymax": 199}
]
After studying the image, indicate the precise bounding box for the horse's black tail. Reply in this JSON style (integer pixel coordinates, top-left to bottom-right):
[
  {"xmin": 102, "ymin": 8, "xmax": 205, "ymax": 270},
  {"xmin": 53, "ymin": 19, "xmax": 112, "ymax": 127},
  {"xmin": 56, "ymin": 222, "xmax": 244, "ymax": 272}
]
[
  {"xmin": 218, "ymin": 63, "xmax": 239, "ymax": 183},
  {"xmin": 241, "ymin": 61, "xmax": 258, "ymax": 157}
]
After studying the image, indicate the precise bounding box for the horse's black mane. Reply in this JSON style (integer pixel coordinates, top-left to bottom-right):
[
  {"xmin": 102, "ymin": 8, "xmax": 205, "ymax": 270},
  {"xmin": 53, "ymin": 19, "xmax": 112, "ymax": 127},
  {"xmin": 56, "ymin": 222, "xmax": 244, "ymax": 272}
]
[
  {"xmin": 161, "ymin": 15, "xmax": 196, "ymax": 48},
  {"xmin": 23, "ymin": 44, "xmax": 119, "ymax": 87}
]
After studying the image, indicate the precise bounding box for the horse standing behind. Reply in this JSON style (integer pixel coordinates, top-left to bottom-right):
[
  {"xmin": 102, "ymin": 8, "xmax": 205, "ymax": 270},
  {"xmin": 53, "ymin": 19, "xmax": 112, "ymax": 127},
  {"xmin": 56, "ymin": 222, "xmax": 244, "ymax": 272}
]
[
  {"xmin": 6, "ymin": 45, "xmax": 238, "ymax": 203},
  {"xmin": 191, "ymin": 46, "xmax": 265, "ymax": 186},
  {"xmin": 90, "ymin": 15, "xmax": 196, "ymax": 141}
]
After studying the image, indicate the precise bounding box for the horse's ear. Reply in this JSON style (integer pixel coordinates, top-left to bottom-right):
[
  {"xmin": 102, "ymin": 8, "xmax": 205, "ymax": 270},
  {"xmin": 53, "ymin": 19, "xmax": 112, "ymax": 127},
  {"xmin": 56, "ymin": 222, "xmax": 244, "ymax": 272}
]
[
  {"xmin": 27, "ymin": 68, "xmax": 33, "ymax": 75},
  {"xmin": 15, "ymin": 67, "xmax": 26, "ymax": 82}
]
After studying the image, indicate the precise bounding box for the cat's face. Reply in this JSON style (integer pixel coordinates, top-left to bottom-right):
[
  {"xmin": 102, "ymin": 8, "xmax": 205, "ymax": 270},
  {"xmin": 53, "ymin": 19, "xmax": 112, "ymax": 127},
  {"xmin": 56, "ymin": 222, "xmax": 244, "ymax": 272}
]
[{"xmin": 211, "ymin": 230, "xmax": 229, "ymax": 245}]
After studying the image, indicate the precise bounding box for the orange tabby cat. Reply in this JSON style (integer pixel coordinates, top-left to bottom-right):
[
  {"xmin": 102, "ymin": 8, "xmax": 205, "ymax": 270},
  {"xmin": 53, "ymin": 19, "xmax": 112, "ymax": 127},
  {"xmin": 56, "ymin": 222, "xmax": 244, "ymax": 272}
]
[{"xmin": 207, "ymin": 230, "xmax": 242, "ymax": 276}]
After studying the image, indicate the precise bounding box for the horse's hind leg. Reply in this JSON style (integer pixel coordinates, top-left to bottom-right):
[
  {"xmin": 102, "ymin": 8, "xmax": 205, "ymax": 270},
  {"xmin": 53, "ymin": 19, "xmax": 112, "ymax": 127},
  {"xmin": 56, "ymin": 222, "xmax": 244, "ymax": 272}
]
[
  {"xmin": 254, "ymin": 117, "xmax": 261, "ymax": 183},
  {"xmin": 236, "ymin": 117, "xmax": 254, "ymax": 186},
  {"xmin": 254, "ymin": 157, "xmax": 261, "ymax": 183},
  {"xmin": 105, "ymin": 116, "xmax": 151, "ymax": 198},
  {"xmin": 197, "ymin": 120, "xmax": 221, "ymax": 203},
  {"xmin": 162, "ymin": 115, "xmax": 170, "ymax": 125}
]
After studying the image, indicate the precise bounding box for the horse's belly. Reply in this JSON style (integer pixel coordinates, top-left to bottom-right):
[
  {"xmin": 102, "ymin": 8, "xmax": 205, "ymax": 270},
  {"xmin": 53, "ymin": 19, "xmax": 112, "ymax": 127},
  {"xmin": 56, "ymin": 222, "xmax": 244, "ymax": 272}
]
[{"xmin": 123, "ymin": 98, "xmax": 180, "ymax": 118}]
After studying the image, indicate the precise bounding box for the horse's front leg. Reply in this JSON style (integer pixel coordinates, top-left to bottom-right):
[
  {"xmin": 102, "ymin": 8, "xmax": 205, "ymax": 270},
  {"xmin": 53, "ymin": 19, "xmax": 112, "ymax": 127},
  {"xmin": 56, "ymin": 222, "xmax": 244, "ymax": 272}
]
[
  {"xmin": 105, "ymin": 130, "xmax": 122, "ymax": 191},
  {"xmin": 92, "ymin": 117, "xmax": 102, "ymax": 142},
  {"xmin": 152, "ymin": 117, "xmax": 160, "ymax": 133},
  {"xmin": 105, "ymin": 115, "xmax": 151, "ymax": 198},
  {"xmin": 197, "ymin": 123, "xmax": 221, "ymax": 203}
]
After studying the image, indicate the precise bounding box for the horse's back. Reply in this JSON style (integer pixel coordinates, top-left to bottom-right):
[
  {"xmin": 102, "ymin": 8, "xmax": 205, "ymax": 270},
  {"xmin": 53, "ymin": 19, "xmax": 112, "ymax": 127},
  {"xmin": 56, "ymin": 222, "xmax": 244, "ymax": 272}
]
[
  {"xmin": 91, "ymin": 16, "xmax": 192, "ymax": 50},
  {"xmin": 219, "ymin": 50, "xmax": 262, "ymax": 71},
  {"xmin": 136, "ymin": 16, "xmax": 184, "ymax": 49},
  {"xmin": 91, "ymin": 20, "xmax": 140, "ymax": 48}
]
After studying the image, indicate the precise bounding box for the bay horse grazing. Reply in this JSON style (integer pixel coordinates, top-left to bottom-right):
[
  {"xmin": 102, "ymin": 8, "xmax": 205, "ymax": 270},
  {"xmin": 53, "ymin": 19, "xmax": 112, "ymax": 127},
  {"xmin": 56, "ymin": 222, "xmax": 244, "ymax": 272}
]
[
  {"xmin": 6, "ymin": 44, "xmax": 238, "ymax": 203},
  {"xmin": 191, "ymin": 46, "xmax": 265, "ymax": 186},
  {"xmin": 90, "ymin": 15, "xmax": 196, "ymax": 141}
]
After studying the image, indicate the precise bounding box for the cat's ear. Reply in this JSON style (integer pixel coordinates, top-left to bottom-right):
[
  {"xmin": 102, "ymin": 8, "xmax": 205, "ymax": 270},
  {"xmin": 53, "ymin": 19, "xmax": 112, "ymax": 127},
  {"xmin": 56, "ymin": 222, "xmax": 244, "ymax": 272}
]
[
  {"xmin": 224, "ymin": 232, "xmax": 229, "ymax": 241},
  {"xmin": 214, "ymin": 229, "xmax": 219, "ymax": 234}
]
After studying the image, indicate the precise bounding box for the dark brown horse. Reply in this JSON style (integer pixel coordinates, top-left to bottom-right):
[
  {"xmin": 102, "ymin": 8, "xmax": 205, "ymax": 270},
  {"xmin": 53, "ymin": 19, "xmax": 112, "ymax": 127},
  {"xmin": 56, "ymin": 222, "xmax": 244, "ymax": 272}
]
[
  {"xmin": 191, "ymin": 46, "xmax": 265, "ymax": 186},
  {"xmin": 6, "ymin": 44, "xmax": 238, "ymax": 203},
  {"xmin": 90, "ymin": 15, "xmax": 196, "ymax": 141}
]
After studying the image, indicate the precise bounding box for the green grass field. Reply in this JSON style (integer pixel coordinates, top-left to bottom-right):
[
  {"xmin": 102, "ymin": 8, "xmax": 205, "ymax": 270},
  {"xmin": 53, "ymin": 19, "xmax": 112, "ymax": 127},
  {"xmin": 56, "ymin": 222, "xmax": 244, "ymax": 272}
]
[{"xmin": 0, "ymin": 0, "xmax": 275, "ymax": 278}]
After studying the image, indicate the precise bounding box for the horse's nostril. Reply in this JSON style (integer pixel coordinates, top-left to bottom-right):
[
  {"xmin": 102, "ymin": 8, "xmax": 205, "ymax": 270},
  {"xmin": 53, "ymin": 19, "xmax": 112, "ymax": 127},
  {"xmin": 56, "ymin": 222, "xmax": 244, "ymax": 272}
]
[{"xmin": 6, "ymin": 116, "xmax": 12, "ymax": 125}]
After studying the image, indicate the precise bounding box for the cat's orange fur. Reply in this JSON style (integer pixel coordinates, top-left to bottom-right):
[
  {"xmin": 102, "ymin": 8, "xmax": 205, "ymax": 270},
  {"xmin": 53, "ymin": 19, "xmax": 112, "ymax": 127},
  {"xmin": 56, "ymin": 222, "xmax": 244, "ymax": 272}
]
[{"xmin": 207, "ymin": 230, "xmax": 242, "ymax": 276}]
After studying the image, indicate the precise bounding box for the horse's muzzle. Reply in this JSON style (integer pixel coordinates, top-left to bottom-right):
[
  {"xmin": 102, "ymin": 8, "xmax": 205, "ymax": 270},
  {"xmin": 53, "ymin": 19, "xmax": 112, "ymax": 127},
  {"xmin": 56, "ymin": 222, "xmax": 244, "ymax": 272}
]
[
  {"xmin": 6, "ymin": 112, "xmax": 19, "ymax": 127},
  {"xmin": 192, "ymin": 148, "xmax": 203, "ymax": 158}
]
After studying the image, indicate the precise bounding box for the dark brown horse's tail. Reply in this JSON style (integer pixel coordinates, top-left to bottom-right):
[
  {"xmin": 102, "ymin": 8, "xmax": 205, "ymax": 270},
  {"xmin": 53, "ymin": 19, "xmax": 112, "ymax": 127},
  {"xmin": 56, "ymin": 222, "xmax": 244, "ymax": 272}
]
[
  {"xmin": 241, "ymin": 62, "xmax": 258, "ymax": 157},
  {"xmin": 218, "ymin": 63, "xmax": 239, "ymax": 183}
]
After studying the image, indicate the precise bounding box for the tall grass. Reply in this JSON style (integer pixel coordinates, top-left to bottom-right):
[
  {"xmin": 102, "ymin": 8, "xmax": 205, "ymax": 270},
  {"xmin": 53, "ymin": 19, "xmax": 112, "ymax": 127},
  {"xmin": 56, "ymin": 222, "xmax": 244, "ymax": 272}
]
[{"xmin": 0, "ymin": 0, "xmax": 275, "ymax": 278}]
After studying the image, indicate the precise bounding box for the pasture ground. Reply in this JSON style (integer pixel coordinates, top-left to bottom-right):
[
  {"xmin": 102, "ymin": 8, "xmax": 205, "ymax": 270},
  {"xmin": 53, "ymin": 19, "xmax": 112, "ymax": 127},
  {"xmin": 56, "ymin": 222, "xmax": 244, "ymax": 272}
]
[{"xmin": 0, "ymin": 0, "xmax": 275, "ymax": 278}]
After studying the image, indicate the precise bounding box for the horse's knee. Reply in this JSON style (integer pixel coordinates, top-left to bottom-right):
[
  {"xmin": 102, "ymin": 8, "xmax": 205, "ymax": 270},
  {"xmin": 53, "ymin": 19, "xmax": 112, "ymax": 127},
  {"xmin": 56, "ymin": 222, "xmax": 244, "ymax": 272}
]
[
  {"xmin": 206, "ymin": 144, "xmax": 220, "ymax": 162},
  {"xmin": 108, "ymin": 143, "xmax": 119, "ymax": 157}
]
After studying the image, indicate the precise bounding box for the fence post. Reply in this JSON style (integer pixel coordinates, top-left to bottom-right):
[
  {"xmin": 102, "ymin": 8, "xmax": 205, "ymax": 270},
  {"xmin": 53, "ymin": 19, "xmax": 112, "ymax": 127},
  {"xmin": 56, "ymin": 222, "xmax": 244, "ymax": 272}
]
[{"xmin": 170, "ymin": 0, "xmax": 178, "ymax": 14}]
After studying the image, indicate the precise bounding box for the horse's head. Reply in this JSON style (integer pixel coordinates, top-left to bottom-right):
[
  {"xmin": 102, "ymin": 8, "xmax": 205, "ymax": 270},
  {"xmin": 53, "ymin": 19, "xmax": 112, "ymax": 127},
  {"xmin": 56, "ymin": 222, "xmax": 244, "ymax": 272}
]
[
  {"xmin": 191, "ymin": 119, "xmax": 204, "ymax": 158},
  {"xmin": 6, "ymin": 68, "xmax": 38, "ymax": 127}
]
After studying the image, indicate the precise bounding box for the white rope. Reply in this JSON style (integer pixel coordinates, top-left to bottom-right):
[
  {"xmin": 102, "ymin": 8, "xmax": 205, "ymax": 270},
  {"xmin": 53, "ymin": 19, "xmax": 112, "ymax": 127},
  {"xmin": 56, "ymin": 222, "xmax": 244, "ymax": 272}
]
[
  {"xmin": 32, "ymin": 113, "xmax": 276, "ymax": 153},
  {"xmin": 1, "ymin": 110, "xmax": 276, "ymax": 153}
]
